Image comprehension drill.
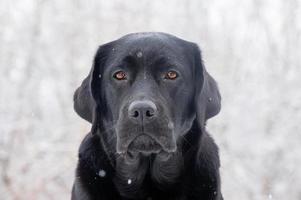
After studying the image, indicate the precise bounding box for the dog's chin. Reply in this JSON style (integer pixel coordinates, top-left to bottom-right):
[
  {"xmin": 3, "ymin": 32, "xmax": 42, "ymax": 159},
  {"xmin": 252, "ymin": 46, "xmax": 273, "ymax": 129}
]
[
  {"xmin": 128, "ymin": 134, "xmax": 162, "ymax": 152},
  {"xmin": 122, "ymin": 149, "xmax": 173, "ymax": 164},
  {"xmin": 120, "ymin": 134, "xmax": 175, "ymax": 162}
]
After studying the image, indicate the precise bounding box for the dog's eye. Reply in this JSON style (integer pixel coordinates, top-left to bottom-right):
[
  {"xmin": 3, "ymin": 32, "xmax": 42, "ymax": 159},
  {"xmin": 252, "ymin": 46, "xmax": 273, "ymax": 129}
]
[
  {"xmin": 165, "ymin": 71, "xmax": 178, "ymax": 80},
  {"xmin": 113, "ymin": 71, "xmax": 127, "ymax": 80}
]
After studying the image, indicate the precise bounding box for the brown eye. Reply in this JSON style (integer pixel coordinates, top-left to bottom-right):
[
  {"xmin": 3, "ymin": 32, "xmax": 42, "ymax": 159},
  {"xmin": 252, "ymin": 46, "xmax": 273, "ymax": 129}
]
[
  {"xmin": 165, "ymin": 71, "xmax": 178, "ymax": 80},
  {"xmin": 113, "ymin": 71, "xmax": 127, "ymax": 80}
]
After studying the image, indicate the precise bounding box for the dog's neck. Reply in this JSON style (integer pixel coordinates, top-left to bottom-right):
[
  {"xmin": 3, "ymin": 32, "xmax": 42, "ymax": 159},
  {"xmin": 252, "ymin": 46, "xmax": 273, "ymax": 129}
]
[{"xmin": 112, "ymin": 149, "xmax": 184, "ymax": 199}]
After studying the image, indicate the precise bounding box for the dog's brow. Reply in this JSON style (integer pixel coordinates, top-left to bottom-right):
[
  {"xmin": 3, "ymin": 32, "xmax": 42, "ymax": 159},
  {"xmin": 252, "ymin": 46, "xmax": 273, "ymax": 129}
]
[
  {"xmin": 149, "ymin": 56, "xmax": 169, "ymax": 67},
  {"xmin": 123, "ymin": 55, "xmax": 138, "ymax": 65}
]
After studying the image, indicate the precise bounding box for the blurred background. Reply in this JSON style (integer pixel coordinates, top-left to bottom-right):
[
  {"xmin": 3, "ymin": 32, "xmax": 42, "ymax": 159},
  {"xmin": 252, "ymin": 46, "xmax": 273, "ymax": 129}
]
[{"xmin": 0, "ymin": 0, "xmax": 300, "ymax": 199}]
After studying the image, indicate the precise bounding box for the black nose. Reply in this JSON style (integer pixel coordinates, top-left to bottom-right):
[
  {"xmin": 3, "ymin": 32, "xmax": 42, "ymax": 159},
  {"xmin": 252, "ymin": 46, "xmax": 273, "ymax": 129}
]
[{"xmin": 128, "ymin": 100, "xmax": 157, "ymax": 123}]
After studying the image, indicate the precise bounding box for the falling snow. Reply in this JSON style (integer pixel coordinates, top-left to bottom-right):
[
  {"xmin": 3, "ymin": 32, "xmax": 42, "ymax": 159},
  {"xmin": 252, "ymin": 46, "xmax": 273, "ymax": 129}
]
[
  {"xmin": 136, "ymin": 51, "xmax": 143, "ymax": 58},
  {"xmin": 98, "ymin": 169, "xmax": 106, "ymax": 177}
]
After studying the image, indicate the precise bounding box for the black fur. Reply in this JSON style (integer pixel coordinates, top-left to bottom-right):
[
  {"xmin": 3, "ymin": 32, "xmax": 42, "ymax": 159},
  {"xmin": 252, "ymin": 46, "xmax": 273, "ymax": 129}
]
[{"xmin": 72, "ymin": 32, "xmax": 223, "ymax": 200}]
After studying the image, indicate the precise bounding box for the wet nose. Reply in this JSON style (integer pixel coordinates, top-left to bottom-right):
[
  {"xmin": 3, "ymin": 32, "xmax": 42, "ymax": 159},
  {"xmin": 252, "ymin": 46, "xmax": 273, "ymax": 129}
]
[{"xmin": 128, "ymin": 100, "xmax": 157, "ymax": 124}]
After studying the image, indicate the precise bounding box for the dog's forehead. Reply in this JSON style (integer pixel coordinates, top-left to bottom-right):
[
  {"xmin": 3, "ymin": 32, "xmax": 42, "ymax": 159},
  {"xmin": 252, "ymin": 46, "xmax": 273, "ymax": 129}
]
[
  {"xmin": 107, "ymin": 33, "xmax": 193, "ymax": 68},
  {"xmin": 120, "ymin": 32, "xmax": 180, "ymax": 45},
  {"xmin": 119, "ymin": 34, "xmax": 180, "ymax": 55}
]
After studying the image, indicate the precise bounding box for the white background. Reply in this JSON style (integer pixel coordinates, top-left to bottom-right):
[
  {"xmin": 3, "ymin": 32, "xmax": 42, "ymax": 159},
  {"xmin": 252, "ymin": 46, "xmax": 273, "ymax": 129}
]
[{"xmin": 0, "ymin": 0, "xmax": 300, "ymax": 199}]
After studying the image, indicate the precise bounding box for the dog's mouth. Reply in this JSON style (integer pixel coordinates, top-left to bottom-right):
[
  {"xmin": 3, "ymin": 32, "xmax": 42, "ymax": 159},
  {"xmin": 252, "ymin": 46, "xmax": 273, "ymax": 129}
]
[{"xmin": 127, "ymin": 134, "xmax": 163, "ymax": 155}]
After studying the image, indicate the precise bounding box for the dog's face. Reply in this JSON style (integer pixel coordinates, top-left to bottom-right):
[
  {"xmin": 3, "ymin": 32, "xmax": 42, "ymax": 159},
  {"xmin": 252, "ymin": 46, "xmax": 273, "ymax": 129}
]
[
  {"xmin": 87, "ymin": 33, "xmax": 221, "ymax": 162},
  {"xmin": 102, "ymin": 36, "xmax": 197, "ymax": 158}
]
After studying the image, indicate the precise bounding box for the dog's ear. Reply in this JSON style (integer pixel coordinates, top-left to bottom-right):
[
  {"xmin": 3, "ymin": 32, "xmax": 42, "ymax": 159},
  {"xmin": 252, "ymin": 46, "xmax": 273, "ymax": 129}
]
[
  {"xmin": 73, "ymin": 76, "xmax": 94, "ymax": 123},
  {"xmin": 193, "ymin": 44, "xmax": 221, "ymax": 129},
  {"xmin": 73, "ymin": 44, "xmax": 111, "ymax": 134}
]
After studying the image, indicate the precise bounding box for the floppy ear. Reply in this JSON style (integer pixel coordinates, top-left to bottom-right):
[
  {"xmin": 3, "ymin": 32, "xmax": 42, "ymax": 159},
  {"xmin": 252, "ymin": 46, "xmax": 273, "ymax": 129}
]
[
  {"xmin": 193, "ymin": 44, "xmax": 221, "ymax": 129},
  {"xmin": 73, "ymin": 76, "xmax": 94, "ymax": 123},
  {"xmin": 73, "ymin": 44, "xmax": 111, "ymax": 134}
]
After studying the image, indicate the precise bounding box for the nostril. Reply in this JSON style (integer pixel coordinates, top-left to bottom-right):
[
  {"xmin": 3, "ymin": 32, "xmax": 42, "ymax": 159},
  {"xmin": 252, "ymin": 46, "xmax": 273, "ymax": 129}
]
[
  {"xmin": 132, "ymin": 110, "xmax": 139, "ymax": 118},
  {"xmin": 145, "ymin": 110, "xmax": 154, "ymax": 117}
]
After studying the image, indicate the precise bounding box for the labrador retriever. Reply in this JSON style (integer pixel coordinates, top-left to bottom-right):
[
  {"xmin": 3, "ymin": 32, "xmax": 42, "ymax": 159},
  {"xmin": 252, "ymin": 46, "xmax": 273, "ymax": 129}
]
[{"xmin": 71, "ymin": 32, "xmax": 223, "ymax": 200}]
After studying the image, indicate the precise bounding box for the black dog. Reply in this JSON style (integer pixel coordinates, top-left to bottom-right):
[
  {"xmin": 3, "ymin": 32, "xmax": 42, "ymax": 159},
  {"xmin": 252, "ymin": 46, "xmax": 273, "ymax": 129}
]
[{"xmin": 72, "ymin": 32, "xmax": 223, "ymax": 200}]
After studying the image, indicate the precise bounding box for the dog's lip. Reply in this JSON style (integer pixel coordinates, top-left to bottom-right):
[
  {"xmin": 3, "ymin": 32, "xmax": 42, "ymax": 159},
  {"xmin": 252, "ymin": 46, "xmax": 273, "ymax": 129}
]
[
  {"xmin": 127, "ymin": 134, "xmax": 163, "ymax": 152},
  {"xmin": 117, "ymin": 133, "xmax": 177, "ymax": 155}
]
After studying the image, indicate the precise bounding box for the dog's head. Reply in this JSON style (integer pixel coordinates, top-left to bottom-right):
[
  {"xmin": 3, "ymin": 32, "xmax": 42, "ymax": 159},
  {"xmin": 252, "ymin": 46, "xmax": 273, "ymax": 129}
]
[{"xmin": 74, "ymin": 32, "xmax": 221, "ymax": 161}]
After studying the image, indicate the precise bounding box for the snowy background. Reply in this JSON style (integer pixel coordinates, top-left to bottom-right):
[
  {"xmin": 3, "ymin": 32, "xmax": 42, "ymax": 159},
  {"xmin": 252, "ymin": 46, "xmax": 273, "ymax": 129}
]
[{"xmin": 0, "ymin": 0, "xmax": 301, "ymax": 199}]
